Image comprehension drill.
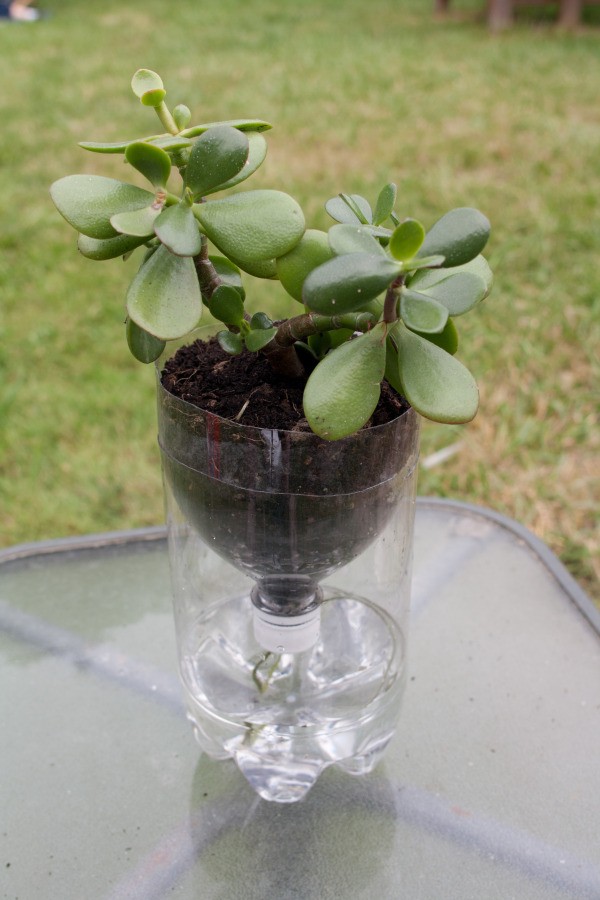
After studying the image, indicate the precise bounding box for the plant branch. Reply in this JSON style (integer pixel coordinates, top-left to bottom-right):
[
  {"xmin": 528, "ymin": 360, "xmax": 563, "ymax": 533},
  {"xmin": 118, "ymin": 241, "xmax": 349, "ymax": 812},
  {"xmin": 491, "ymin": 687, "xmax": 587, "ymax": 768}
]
[
  {"xmin": 193, "ymin": 237, "xmax": 222, "ymax": 300},
  {"xmin": 155, "ymin": 101, "xmax": 179, "ymax": 136},
  {"xmin": 260, "ymin": 310, "xmax": 379, "ymax": 377}
]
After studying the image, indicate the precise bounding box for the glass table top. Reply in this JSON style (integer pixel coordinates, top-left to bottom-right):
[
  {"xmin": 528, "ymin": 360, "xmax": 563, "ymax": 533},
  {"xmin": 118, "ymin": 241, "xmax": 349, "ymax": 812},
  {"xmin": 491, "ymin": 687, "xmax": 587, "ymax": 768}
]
[{"xmin": 1, "ymin": 499, "xmax": 599, "ymax": 900}]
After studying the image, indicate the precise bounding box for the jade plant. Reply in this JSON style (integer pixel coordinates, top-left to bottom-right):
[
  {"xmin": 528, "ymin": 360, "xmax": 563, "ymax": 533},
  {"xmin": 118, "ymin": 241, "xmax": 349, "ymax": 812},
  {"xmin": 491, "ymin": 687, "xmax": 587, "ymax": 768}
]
[{"xmin": 51, "ymin": 69, "xmax": 493, "ymax": 440}]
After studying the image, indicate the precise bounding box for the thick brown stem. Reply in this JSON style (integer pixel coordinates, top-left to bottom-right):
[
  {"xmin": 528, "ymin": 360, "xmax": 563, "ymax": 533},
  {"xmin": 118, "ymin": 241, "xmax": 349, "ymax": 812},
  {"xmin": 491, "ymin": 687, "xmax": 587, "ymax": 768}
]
[
  {"xmin": 260, "ymin": 311, "xmax": 378, "ymax": 378},
  {"xmin": 193, "ymin": 238, "xmax": 222, "ymax": 300}
]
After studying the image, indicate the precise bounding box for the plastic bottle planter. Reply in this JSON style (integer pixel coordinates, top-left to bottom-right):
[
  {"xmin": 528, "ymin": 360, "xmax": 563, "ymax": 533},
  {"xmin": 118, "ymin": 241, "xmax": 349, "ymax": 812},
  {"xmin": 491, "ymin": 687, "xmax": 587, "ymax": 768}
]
[{"xmin": 157, "ymin": 369, "xmax": 420, "ymax": 803}]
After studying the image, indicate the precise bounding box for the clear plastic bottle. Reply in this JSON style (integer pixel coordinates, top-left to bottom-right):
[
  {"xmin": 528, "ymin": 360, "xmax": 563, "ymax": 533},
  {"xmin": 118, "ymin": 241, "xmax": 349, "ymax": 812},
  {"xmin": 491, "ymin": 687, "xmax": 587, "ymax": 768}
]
[{"xmin": 158, "ymin": 362, "xmax": 420, "ymax": 803}]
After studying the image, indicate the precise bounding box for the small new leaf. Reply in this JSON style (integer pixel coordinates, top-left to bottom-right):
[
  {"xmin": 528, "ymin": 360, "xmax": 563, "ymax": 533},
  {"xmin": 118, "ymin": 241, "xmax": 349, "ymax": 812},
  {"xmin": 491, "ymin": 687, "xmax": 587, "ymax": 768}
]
[
  {"xmin": 217, "ymin": 330, "xmax": 244, "ymax": 355},
  {"xmin": 373, "ymin": 183, "xmax": 397, "ymax": 227},
  {"xmin": 389, "ymin": 219, "xmax": 425, "ymax": 262},
  {"xmin": 208, "ymin": 284, "xmax": 245, "ymax": 326},
  {"xmin": 245, "ymin": 327, "xmax": 277, "ymax": 351},
  {"xmin": 131, "ymin": 69, "xmax": 166, "ymax": 107}
]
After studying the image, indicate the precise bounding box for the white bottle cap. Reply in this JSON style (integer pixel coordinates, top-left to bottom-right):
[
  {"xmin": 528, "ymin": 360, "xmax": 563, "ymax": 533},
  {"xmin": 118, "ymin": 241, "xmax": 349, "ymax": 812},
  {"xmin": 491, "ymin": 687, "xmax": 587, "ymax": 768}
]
[{"xmin": 253, "ymin": 605, "xmax": 321, "ymax": 654}]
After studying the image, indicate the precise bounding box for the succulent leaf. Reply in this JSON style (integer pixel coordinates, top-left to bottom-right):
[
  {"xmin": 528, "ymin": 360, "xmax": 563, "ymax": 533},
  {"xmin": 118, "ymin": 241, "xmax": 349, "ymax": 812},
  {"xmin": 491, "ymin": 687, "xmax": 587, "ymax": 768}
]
[
  {"xmin": 418, "ymin": 207, "xmax": 490, "ymax": 267},
  {"xmin": 111, "ymin": 205, "xmax": 162, "ymax": 237},
  {"xmin": 417, "ymin": 318, "xmax": 459, "ymax": 355},
  {"xmin": 408, "ymin": 254, "xmax": 493, "ymax": 299},
  {"xmin": 208, "ymin": 284, "xmax": 245, "ymax": 326},
  {"xmin": 185, "ymin": 125, "xmax": 250, "ymax": 198},
  {"xmin": 276, "ymin": 230, "xmax": 334, "ymax": 302},
  {"xmin": 125, "ymin": 142, "xmax": 172, "ymax": 188},
  {"xmin": 325, "ymin": 194, "xmax": 372, "ymax": 226},
  {"xmin": 328, "ymin": 224, "xmax": 386, "ymax": 257},
  {"xmin": 217, "ymin": 330, "xmax": 244, "ymax": 355},
  {"xmin": 126, "ymin": 244, "xmax": 202, "ymax": 340},
  {"xmin": 395, "ymin": 324, "xmax": 478, "ymax": 422},
  {"xmin": 126, "ymin": 318, "xmax": 166, "ymax": 363},
  {"xmin": 195, "ymin": 190, "xmax": 305, "ymax": 266},
  {"xmin": 154, "ymin": 203, "xmax": 202, "ymax": 256},
  {"xmin": 212, "ymin": 132, "xmax": 268, "ymax": 192},
  {"xmin": 400, "ymin": 288, "xmax": 449, "ymax": 334},
  {"xmin": 303, "ymin": 252, "xmax": 400, "ymax": 315},
  {"xmin": 131, "ymin": 69, "xmax": 166, "ymax": 107},
  {"xmin": 208, "ymin": 255, "xmax": 245, "ymax": 299},
  {"xmin": 373, "ymin": 183, "xmax": 397, "ymax": 226},
  {"xmin": 389, "ymin": 219, "xmax": 426, "ymax": 261},
  {"xmin": 180, "ymin": 119, "xmax": 272, "ymax": 137},
  {"xmin": 50, "ymin": 175, "xmax": 154, "ymax": 240},
  {"xmin": 304, "ymin": 323, "xmax": 387, "ymax": 439},
  {"xmin": 245, "ymin": 327, "xmax": 278, "ymax": 351},
  {"xmin": 77, "ymin": 232, "xmax": 149, "ymax": 260}
]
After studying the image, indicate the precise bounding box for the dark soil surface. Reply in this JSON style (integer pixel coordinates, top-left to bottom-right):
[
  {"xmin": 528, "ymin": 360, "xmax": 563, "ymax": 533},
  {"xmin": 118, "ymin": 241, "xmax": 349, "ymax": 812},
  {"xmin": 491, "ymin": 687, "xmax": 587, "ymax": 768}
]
[{"xmin": 161, "ymin": 335, "xmax": 409, "ymax": 432}]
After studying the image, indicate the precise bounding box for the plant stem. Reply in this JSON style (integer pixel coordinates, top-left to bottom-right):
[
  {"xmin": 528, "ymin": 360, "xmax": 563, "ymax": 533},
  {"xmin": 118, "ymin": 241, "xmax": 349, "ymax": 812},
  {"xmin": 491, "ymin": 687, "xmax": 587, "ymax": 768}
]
[
  {"xmin": 193, "ymin": 237, "xmax": 222, "ymax": 300},
  {"xmin": 261, "ymin": 310, "xmax": 378, "ymax": 377},
  {"xmin": 383, "ymin": 279, "xmax": 403, "ymax": 324},
  {"xmin": 155, "ymin": 101, "xmax": 179, "ymax": 136}
]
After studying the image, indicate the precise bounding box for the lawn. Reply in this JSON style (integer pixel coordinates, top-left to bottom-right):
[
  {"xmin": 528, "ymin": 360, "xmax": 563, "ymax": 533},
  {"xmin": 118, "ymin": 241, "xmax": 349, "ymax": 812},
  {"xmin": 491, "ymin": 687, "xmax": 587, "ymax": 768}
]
[{"xmin": 0, "ymin": 0, "xmax": 598, "ymax": 600}]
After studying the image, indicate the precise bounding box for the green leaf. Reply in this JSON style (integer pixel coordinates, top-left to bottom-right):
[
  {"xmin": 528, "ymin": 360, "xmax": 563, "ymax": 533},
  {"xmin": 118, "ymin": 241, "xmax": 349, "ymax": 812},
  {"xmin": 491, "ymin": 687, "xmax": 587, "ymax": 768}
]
[
  {"xmin": 303, "ymin": 252, "xmax": 400, "ymax": 315},
  {"xmin": 389, "ymin": 219, "xmax": 426, "ymax": 261},
  {"xmin": 79, "ymin": 136, "xmax": 193, "ymax": 154},
  {"xmin": 212, "ymin": 132, "xmax": 268, "ymax": 192},
  {"xmin": 131, "ymin": 69, "xmax": 166, "ymax": 107},
  {"xmin": 126, "ymin": 244, "xmax": 202, "ymax": 340},
  {"xmin": 245, "ymin": 326, "xmax": 277, "ymax": 351},
  {"xmin": 325, "ymin": 194, "xmax": 372, "ymax": 225},
  {"xmin": 184, "ymin": 125, "xmax": 249, "ymax": 198},
  {"xmin": 417, "ymin": 318, "xmax": 459, "ymax": 355},
  {"xmin": 401, "ymin": 254, "xmax": 445, "ymax": 273},
  {"xmin": 408, "ymin": 254, "xmax": 493, "ymax": 299},
  {"xmin": 173, "ymin": 104, "xmax": 192, "ymax": 130},
  {"xmin": 276, "ymin": 229, "xmax": 334, "ymax": 302},
  {"xmin": 154, "ymin": 203, "xmax": 202, "ymax": 256},
  {"xmin": 125, "ymin": 142, "xmax": 172, "ymax": 189},
  {"xmin": 180, "ymin": 119, "xmax": 272, "ymax": 137},
  {"xmin": 384, "ymin": 337, "xmax": 404, "ymax": 395},
  {"xmin": 328, "ymin": 224, "xmax": 386, "ymax": 257},
  {"xmin": 250, "ymin": 312, "xmax": 273, "ymax": 329},
  {"xmin": 400, "ymin": 288, "xmax": 449, "ymax": 334},
  {"xmin": 395, "ymin": 324, "xmax": 478, "ymax": 423},
  {"xmin": 411, "ymin": 271, "xmax": 488, "ymax": 316},
  {"xmin": 229, "ymin": 255, "xmax": 278, "ymax": 279},
  {"xmin": 303, "ymin": 323, "xmax": 387, "ymax": 439},
  {"xmin": 217, "ymin": 330, "xmax": 244, "ymax": 355},
  {"xmin": 373, "ymin": 183, "xmax": 397, "ymax": 227},
  {"xmin": 79, "ymin": 140, "xmax": 132, "ymax": 154},
  {"xmin": 147, "ymin": 135, "xmax": 193, "ymax": 152},
  {"xmin": 208, "ymin": 284, "xmax": 245, "ymax": 326},
  {"xmin": 418, "ymin": 208, "xmax": 490, "ymax": 267},
  {"xmin": 50, "ymin": 175, "xmax": 154, "ymax": 240},
  {"xmin": 126, "ymin": 318, "xmax": 166, "ymax": 363},
  {"xmin": 196, "ymin": 190, "xmax": 305, "ymax": 266},
  {"xmin": 209, "ymin": 255, "xmax": 245, "ymax": 299},
  {"xmin": 111, "ymin": 204, "xmax": 162, "ymax": 237},
  {"xmin": 77, "ymin": 232, "xmax": 149, "ymax": 260}
]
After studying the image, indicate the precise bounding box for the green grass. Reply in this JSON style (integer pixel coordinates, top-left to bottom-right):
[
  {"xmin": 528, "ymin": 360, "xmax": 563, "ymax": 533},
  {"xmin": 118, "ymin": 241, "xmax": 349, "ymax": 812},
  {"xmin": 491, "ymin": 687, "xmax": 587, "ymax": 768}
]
[{"xmin": 1, "ymin": 0, "xmax": 598, "ymax": 601}]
